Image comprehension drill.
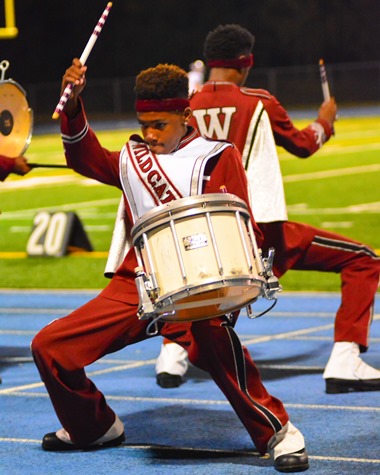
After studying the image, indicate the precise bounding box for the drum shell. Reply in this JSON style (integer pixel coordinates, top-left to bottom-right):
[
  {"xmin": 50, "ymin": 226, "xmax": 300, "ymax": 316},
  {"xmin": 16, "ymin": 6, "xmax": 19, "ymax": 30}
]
[{"xmin": 132, "ymin": 194, "xmax": 265, "ymax": 321}]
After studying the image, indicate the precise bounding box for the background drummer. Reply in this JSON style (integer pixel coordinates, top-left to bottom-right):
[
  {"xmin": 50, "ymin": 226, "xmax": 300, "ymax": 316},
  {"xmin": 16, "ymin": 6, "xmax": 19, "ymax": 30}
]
[
  {"xmin": 0, "ymin": 154, "xmax": 31, "ymax": 181},
  {"xmin": 155, "ymin": 23, "xmax": 380, "ymax": 396},
  {"xmin": 31, "ymin": 58, "xmax": 309, "ymax": 472}
]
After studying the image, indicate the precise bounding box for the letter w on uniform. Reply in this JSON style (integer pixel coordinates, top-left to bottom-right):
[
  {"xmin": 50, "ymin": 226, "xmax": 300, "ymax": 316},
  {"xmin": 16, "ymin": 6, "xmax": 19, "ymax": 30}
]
[{"xmin": 192, "ymin": 107, "xmax": 236, "ymax": 140}]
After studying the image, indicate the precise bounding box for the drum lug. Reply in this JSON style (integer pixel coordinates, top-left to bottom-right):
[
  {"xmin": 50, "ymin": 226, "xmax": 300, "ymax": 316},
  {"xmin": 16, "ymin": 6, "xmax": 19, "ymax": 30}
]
[
  {"xmin": 134, "ymin": 267, "xmax": 156, "ymax": 320},
  {"xmin": 264, "ymin": 275, "xmax": 282, "ymax": 300},
  {"xmin": 261, "ymin": 247, "xmax": 282, "ymax": 300},
  {"xmin": 263, "ymin": 247, "xmax": 275, "ymax": 274}
]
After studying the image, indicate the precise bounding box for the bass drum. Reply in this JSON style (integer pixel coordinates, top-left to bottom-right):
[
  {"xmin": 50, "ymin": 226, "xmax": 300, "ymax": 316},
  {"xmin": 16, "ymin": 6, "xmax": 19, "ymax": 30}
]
[{"xmin": 0, "ymin": 78, "xmax": 33, "ymax": 156}]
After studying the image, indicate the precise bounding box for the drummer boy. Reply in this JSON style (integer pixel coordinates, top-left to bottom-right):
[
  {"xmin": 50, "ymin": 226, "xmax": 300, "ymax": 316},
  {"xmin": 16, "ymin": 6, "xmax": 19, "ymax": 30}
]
[{"xmin": 31, "ymin": 58, "xmax": 309, "ymax": 473}]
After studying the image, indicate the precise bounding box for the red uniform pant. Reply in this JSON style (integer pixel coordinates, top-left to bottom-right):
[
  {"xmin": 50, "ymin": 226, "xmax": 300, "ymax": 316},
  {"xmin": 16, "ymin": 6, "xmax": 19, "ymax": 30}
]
[
  {"xmin": 31, "ymin": 284, "xmax": 288, "ymax": 454},
  {"xmin": 258, "ymin": 221, "xmax": 380, "ymax": 350}
]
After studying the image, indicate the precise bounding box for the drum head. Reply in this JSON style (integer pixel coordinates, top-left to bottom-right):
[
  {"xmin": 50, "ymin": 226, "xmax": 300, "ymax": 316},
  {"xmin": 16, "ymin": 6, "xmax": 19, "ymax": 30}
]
[
  {"xmin": 131, "ymin": 193, "xmax": 250, "ymax": 244},
  {"xmin": 0, "ymin": 80, "xmax": 33, "ymax": 156}
]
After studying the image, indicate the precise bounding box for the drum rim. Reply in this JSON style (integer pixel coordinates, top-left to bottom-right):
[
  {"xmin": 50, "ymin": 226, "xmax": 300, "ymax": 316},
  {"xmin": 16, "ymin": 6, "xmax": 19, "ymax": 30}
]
[
  {"xmin": 153, "ymin": 276, "xmax": 265, "ymax": 318},
  {"xmin": 155, "ymin": 275, "xmax": 265, "ymax": 306},
  {"xmin": 131, "ymin": 193, "xmax": 250, "ymax": 241},
  {"xmin": 0, "ymin": 79, "xmax": 34, "ymax": 156}
]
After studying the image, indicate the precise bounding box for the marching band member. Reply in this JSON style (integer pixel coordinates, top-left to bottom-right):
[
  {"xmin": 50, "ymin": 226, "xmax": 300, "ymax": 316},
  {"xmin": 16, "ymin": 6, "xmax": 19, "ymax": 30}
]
[
  {"xmin": 188, "ymin": 59, "xmax": 205, "ymax": 95},
  {"xmin": 0, "ymin": 155, "xmax": 30, "ymax": 181},
  {"xmin": 155, "ymin": 24, "xmax": 380, "ymax": 395},
  {"xmin": 31, "ymin": 58, "xmax": 309, "ymax": 472}
]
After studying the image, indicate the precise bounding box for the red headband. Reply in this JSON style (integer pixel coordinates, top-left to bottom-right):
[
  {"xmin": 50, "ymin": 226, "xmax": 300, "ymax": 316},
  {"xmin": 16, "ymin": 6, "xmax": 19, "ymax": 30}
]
[
  {"xmin": 135, "ymin": 98, "xmax": 190, "ymax": 112},
  {"xmin": 207, "ymin": 53, "xmax": 254, "ymax": 70}
]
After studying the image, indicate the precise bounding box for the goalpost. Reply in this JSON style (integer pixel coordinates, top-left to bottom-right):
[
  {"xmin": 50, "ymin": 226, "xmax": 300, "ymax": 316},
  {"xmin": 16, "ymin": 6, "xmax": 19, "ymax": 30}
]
[{"xmin": 0, "ymin": 0, "xmax": 18, "ymax": 39}]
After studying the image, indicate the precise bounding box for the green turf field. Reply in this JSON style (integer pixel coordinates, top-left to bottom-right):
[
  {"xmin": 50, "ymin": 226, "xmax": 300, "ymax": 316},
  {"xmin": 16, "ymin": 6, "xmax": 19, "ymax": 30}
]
[{"xmin": 1, "ymin": 116, "xmax": 379, "ymax": 291}]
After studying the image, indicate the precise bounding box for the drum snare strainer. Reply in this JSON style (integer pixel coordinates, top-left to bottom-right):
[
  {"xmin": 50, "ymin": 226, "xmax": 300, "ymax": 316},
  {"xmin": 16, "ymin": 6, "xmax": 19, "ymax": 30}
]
[{"xmin": 131, "ymin": 193, "xmax": 281, "ymax": 328}]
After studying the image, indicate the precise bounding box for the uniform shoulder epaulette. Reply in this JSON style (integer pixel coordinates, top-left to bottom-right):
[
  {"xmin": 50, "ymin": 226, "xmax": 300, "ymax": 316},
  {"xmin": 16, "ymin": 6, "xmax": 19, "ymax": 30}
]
[
  {"xmin": 240, "ymin": 87, "xmax": 272, "ymax": 100},
  {"xmin": 204, "ymin": 136, "xmax": 235, "ymax": 147}
]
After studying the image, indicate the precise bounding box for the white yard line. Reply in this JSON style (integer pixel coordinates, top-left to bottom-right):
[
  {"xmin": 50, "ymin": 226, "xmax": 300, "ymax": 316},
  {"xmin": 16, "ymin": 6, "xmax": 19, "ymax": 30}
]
[
  {"xmin": 0, "ymin": 175, "xmax": 103, "ymax": 191},
  {"xmin": 287, "ymin": 201, "xmax": 380, "ymax": 215},
  {"xmin": 1, "ymin": 198, "xmax": 380, "ymax": 221},
  {"xmin": 0, "ymin": 436, "xmax": 378, "ymax": 465},
  {"xmin": 280, "ymin": 141, "xmax": 380, "ymax": 161},
  {"xmin": 283, "ymin": 163, "xmax": 380, "ymax": 183},
  {"xmin": 0, "ymin": 197, "xmax": 120, "ymax": 220},
  {"xmin": 2, "ymin": 390, "xmax": 380, "ymax": 414}
]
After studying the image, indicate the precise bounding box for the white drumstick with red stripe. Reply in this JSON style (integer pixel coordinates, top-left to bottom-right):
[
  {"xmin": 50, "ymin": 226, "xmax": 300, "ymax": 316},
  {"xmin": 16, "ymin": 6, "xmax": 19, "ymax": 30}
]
[
  {"xmin": 319, "ymin": 58, "xmax": 331, "ymax": 101},
  {"xmin": 52, "ymin": 2, "xmax": 113, "ymax": 119},
  {"xmin": 319, "ymin": 58, "xmax": 337, "ymax": 133}
]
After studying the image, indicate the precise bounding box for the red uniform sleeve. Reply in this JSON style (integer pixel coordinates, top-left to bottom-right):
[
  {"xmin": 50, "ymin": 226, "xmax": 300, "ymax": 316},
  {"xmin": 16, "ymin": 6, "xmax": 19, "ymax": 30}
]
[
  {"xmin": 261, "ymin": 93, "xmax": 333, "ymax": 158},
  {"xmin": 0, "ymin": 155, "xmax": 15, "ymax": 181},
  {"xmin": 60, "ymin": 98, "xmax": 122, "ymax": 188},
  {"xmin": 205, "ymin": 145, "xmax": 263, "ymax": 246}
]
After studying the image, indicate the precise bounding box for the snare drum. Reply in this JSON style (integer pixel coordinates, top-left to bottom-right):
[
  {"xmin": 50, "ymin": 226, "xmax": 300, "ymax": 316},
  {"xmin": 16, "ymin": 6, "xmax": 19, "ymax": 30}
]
[{"xmin": 131, "ymin": 193, "xmax": 265, "ymax": 322}]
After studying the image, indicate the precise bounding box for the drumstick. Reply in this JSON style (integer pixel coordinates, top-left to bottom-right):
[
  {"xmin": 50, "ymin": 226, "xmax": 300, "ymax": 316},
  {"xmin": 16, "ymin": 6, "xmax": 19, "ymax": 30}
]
[
  {"xmin": 52, "ymin": 2, "xmax": 113, "ymax": 120},
  {"xmin": 319, "ymin": 58, "xmax": 331, "ymax": 101},
  {"xmin": 29, "ymin": 163, "xmax": 70, "ymax": 169},
  {"xmin": 319, "ymin": 58, "xmax": 336, "ymax": 134}
]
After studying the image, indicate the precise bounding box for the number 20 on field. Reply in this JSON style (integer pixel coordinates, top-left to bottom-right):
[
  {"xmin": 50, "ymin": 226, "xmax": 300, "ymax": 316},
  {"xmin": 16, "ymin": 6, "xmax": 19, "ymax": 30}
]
[{"xmin": 26, "ymin": 211, "xmax": 70, "ymax": 257}]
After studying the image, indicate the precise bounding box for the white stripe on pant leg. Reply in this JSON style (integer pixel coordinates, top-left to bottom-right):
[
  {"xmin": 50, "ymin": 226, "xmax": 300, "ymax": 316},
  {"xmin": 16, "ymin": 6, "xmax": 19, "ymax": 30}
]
[{"xmin": 223, "ymin": 324, "xmax": 283, "ymax": 433}]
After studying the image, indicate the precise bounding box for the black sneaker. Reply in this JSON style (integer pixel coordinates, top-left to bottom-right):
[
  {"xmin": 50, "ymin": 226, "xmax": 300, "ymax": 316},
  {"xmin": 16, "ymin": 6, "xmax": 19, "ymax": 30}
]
[
  {"xmin": 274, "ymin": 448, "xmax": 309, "ymax": 473},
  {"xmin": 156, "ymin": 372, "xmax": 184, "ymax": 388},
  {"xmin": 42, "ymin": 431, "xmax": 125, "ymax": 451}
]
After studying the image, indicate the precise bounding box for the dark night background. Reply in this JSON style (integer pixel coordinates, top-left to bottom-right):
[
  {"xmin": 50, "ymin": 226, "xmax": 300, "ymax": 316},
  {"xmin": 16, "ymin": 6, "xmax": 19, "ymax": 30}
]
[
  {"xmin": 1, "ymin": 0, "xmax": 379, "ymax": 122},
  {"xmin": 1, "ymin": 0, "xmax": 379, "ymax": 84}
]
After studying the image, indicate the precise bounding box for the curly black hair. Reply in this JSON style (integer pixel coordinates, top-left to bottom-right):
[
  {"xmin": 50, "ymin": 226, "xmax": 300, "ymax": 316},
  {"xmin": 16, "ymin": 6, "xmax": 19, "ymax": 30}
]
[
  {"xmin": 203, "ymin": 24, "xmax": 255, "ymax": 62},
  {"xmin": 135, "ymin": 64, "xmax": 189, "ymax": 100}
]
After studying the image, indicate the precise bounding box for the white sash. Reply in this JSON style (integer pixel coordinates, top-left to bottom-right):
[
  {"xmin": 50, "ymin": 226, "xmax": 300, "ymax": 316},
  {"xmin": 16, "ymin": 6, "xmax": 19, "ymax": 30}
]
[
  {"xmin": 119, "ymin": 137, "xmax": 230, "ymax": 220},
  {"xmin": 243, "ymin": 101, "xmax": 288, "ymax": 223},
  {"xmin": 105, "ymin": 136, "xmax": 231, "ymax": 276}
]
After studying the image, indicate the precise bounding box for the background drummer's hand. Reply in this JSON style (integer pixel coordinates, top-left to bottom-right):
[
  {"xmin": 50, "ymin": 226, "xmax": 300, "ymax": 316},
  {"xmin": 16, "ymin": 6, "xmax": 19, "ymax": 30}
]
[
  {"xmin": 12, "ymin": 156, "xmax": 31, "ymax": 176},
  {"xmin": 318, "ymin": 97, "xmax": 337, "ymax": 126},
  {"xmin": 61, "ymin": 58, "xmax": 87, "ymax": 117}
]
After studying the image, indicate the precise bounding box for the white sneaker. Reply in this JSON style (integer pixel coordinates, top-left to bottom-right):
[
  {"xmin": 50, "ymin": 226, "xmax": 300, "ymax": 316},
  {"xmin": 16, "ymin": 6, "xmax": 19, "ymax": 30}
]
[
  {"xmin": 93, "ymin": 415, "xmax": 124, "ymax": 445},
  {"xmin": 155, "ymin": 342, "xmax": 189, "ymax": 377},
  {"xmin": 43, "ymin": 415, "xmax": 125, "ymax": 451},
  {"xmin": 323, "ymin": 342, "xmax": 380, "ymax": 393},
  {"xmin": 268, "ymin": 422, "xmax": 309, "ymax": 472},
  {"xmin": 55, "ymin": 414, "xmax": 124, "ymax": 445}
]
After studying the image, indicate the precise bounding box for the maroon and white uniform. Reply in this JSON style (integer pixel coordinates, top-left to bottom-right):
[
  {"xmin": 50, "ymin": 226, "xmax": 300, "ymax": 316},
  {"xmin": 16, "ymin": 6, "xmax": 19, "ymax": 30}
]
[
  {"xmin": 31, "ymin": 100, "xmax": 291, "ymax": 454},
  {"xmin": 190, "ymin": 81, "xmax": 380, "ymax": 350},
  {"xmin": 0, "ymin": 155, "xmax": 15, "ymax": 181}
]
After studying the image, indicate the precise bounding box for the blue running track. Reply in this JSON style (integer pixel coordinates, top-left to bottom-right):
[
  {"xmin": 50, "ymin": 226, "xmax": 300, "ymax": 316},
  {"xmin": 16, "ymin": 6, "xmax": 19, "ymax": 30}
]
[{"xmin": 0, "ymin": 290, "xmax": 379, "ymax": 475}]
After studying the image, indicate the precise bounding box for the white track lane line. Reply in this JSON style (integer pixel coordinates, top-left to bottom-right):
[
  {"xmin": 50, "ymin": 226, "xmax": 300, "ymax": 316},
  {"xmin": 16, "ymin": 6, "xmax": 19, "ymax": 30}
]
[{"xmin": 0, "ymin": 437, "xmax": 379, "ymax": 466}]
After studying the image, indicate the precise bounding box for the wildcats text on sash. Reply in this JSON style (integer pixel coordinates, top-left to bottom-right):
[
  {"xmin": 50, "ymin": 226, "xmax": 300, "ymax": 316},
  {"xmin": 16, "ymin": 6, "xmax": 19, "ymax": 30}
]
[{"xmin": 127, "ymin": 142, "xmax": 182, "ymax": 206}]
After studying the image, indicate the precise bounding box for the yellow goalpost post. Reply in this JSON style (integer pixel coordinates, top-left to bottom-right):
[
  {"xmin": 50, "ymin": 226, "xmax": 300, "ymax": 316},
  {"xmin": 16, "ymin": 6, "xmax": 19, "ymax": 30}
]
[{"xmin": 0, "ymin": 0, "xmax": 18, "ymax": 39}]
